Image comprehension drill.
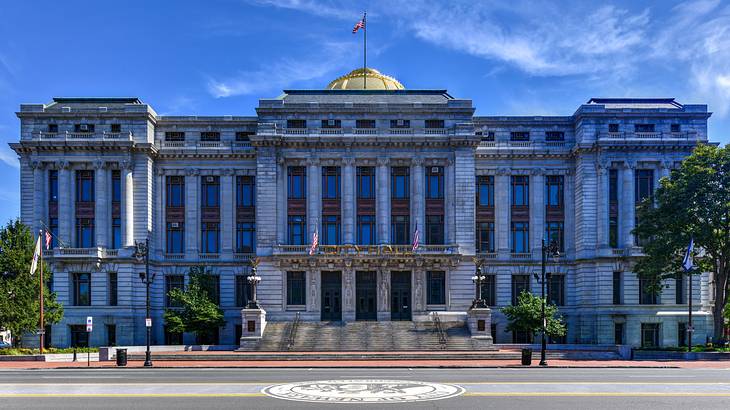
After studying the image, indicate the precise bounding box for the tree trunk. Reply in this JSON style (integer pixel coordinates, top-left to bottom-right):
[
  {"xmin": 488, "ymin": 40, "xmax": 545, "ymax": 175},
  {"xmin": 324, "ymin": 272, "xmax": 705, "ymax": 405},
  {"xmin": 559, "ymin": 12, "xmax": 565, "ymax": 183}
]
[{"xmin": 712, "ymin": 269, "xmax": 728, "ymax": 342}]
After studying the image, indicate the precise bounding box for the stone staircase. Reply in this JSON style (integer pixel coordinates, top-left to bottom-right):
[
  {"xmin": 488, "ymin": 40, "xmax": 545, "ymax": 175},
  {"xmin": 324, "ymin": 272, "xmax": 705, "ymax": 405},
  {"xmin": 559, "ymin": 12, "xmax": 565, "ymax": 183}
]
[{"xmin": 238, "ymin": 321, "xmax": 489, "ymax": 352}]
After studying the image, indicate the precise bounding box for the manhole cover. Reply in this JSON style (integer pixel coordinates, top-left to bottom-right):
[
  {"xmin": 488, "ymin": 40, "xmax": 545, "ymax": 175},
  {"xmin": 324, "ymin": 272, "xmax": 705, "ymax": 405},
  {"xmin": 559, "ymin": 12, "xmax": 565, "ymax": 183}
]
[{"xmin": 262, "ymin": 379, "xmax": 464, "ymax": 403}]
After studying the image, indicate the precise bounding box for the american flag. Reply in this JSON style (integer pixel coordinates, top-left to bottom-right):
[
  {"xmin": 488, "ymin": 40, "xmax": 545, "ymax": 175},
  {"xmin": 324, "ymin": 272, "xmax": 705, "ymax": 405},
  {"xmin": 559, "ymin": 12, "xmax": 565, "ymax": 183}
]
[
  {"xmin": 412, "ymin": 223, "xmax": 420, "ymax": 252},
  {"xmin": 44, "ymin": 230, "xmax": 52, "ymax": 250},
  {"xmin": 309, "ymin": 227, "xmax": 319, "ymax": 256},
  {"xmin": 352, "ymin": 15, "xmax": 365, "ymax": 33}
]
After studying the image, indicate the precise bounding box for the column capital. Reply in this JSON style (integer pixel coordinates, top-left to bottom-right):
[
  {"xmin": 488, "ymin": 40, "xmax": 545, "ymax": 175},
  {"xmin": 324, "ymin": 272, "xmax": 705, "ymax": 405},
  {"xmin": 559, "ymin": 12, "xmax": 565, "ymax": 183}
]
[
  {"xmin": 55, "ymin": 160, "xmax": 70, "ymax": 170},
  {"xmin": 376, "ymin": 157, "xmax": 389, "ymax": 167},
  {"xmin": 412, "ymin": 157, "xmax": 424, "ymax": 167},
  {"xmin": 306, "ymin": 157, "xmax": 319, "ymax": 167},
  {"xmin": 185, "ymin": 167, "xmax": 199, "ymax": 176},
  {"xmin": 93, "ymin": 160, "xmax": 107, "ymax": 170},
  {"xmin": 342, "ymin": 157, "xmax": 355, "ymax": 166},
  {"xmin": 622, "ymin": 160, "xmax": 636, "ymax": 170},
  {"xmin": 222, "ymin": 168, "xmax": 234, "ymax": 176},
  {"xmin": 497, "ymin": 167, "xmax": 510, "ymax": 176},
  {"xmin": 530, "ymin": 167, "xmax": 544, "ymax": 176},
  {"xmin": 30, "ymin": 160, "xmax": 44, "ymax": 170},
  {"xmin": 120, "ymin": 160, "xmax": 133, "ymax": 170}
]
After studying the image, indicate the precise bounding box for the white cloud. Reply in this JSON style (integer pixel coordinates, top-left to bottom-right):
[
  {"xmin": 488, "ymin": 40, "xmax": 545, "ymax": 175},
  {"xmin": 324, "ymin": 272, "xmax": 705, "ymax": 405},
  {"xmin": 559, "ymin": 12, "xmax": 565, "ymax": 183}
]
[
  {"xmin": 207, "ymin": 41, "xmax": 351, "ymax": 97},
  {"xmin": 247, "ymin": 0, "xmax": 360, "ymax": 20},
  {"xmin": 0, "ymin": 147, "xmax": 18, "ymax": 169}
]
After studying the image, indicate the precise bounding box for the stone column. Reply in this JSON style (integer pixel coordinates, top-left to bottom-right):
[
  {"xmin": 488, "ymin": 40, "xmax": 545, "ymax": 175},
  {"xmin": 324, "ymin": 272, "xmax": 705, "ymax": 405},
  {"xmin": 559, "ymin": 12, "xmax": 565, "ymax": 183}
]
[
  {"xmin": 120, "ymin": 162, "xmax": 134, "ymax": 247},
  {"xmin": 184, "ymin": 169, "xmax": 199, "ymax": 257},
  {"xmin": 660, "ymin": 161, "xmax": 671, "ymax": 180},
  {"xmin": 307, "ymin": 158, "xmax": 320, "ymax": 242},
  {"xmin": 57, "ymin": 162, "xmax": 72, "ymax": 247},
  {"xmin": 411, "ymin": 157, "xmax": 425, "ymax": 242},
  {"xmin": 530, "ymin": 169, "xmax": 544, "ymax": 257},
  {"xmin": 564, "ymin": 171, "xmax": 576, "ymax": 257},
  {"xmin": 308, "ymin": 268, "xmax": 321, "ymax": 313},
  {"xmin": 342, "ymin": 265, "xmax": 355, "ymax": 321},
  {"xmin": 377, "ymin": 268, "xmax": 390, "ymax": 321},
  {"xmin": 276, "ymin": 158, "xmax": 287, "ymax": 246},
  {"xmin": 622, "ymin": 162, "xmax": 636, "ymax": 248},
  {"xmin": 342, "ymin": 157, "xmax": 356, "ymax": 245},
  {"xmin": 220, "ymin": 170, "xmax": 234, "ymax": 256},
  {"xmin": 94, "ymin": 161, "xmax": 108, "ymax": 248},
  {"xmin": 32, "ymin": 162, "xmax": 45, "ymax": 236},
  {"xmin": 376, "ymin": 158, "xmax": 390, "ymax": 244},
  {"xmin": 596, "ymin": 164, "xmax": 609, "ymax": 250},
  {"xmin": 495, "ymin": 168, "xmax": 511, "ymax": 258},
  {"xmin": 155, "ymin": 170, "xmax": 165, "ymax": 256},
  {"xmin": 414, "ymin": 266, "xmax": 426, "ymax": 313}
]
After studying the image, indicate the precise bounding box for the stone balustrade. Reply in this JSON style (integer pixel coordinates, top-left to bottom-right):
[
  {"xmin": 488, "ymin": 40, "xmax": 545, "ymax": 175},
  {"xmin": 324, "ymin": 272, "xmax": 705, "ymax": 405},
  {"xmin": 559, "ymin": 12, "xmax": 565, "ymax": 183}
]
[
  {"xmin": 273, "ymin": 244, "xmax": 460, "ymax": 256},
  {"xmin": 32, "ymin": 131, "xmax": 134, "ymax": 141}
]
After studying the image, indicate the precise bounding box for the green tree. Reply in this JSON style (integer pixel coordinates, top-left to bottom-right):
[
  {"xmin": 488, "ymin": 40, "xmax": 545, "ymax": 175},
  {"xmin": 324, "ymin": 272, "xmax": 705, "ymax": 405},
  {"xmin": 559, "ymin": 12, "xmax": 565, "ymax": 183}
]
[
  {"xmin": 634, "ymin": 144, "xmax": 730, "ymax": 341},
  {"xmin": 163, "ymin": 266, "xmax": 224, "ymax": 343},
  {"xmin": 502, "ymin": 290, "xmax": 566, "ymax": 340},
  {"xmin": 0, "ymin": 220, "xmax": 63, "ymax": 346}
]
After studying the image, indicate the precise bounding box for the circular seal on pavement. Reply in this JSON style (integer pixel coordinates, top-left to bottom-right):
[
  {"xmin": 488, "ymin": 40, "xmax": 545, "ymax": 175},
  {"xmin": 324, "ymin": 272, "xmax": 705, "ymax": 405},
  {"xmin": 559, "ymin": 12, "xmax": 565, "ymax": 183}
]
[{"xmin": 262, "ymin": 379, "xmax": 465, "ymax": 404}]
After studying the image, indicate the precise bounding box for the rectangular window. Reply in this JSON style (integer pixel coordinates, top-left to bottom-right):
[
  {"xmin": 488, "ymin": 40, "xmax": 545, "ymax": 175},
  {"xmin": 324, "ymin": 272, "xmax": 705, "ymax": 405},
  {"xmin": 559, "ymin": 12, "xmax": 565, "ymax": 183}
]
[
  {"xmin": 609, "ymin": 169, "xmax": 619, "ymax": 248},
  {"xmin": 48, "ymin": 123, "xmax": 58, "ymax": 133},
  {"xmin": 286, "ymin": 119, "xmax": 306, "ymax": 129},
  {"xmin": 545, "ymin": 175, "xmax": 563, "ymax": 207},
  {"xmin": 608, "ymin": 123, "xmax": 619, "ymax": 133},
  {"xmin": 201, "ymin": 176, "xmax": 220, "ymax": 207},
  {"xmin": 614, "ymin": 322, "xmax": 625, "ymax": 345},
  {"xmin": 76, "ymin": 218, "xmax": 95, "ymax": 248},
  {"xmin": 390, "ymin": 215, "xmax": 410, "ymax": 245},
  {"xmin": 548, "ymin": 275, "xmax": 565, "ymax": 306},
  {"xmin": 426, "ymin": 215, "xmax": 444, "ymax": 245},
  {"xmin": 321, "ymin": 167, "xmax": 341, "ymax": 199},
  {"xmin": 321, "ymin": 119, "xmax": 341, "ymax": 128},
  {"xmin": 357, "ymin": 215, "xmax": 376, "ymax": 245},
  {"xmin": 200, "ymin": 275, "xmax": 220, "ymax": 305},
  {"xmin": 641, "ymin": 323, "xmax": 660, "ymax": 348},
  {"xmin": 675, "ymin": 275, "xmax": 686, "ymax": 304},
  {"xmin": 200, "ymin": 131, "xmax": 220, "ymax": 141},
  {"xmin": 427, "ymin": 271, "xmax": 446, "ymax": 305},
  {"xmin": 322, "ymin": 215, "xmax": 341, "ymax": 245},
  {"xmin": 165, "ymin": 131, "xmax": 185, "ymax": 142},
  {"xmin": 49, "ymin": 170, "xmax": 59, "ymax": 203},
  {"xmin": 481, "ymin": 275, "xmax": 496, "ymax": 306},
  {"xmin": 201, "ymin": 223, "xmax": 220, "ymax": 254},
  {"xmin": 236, "ymin": 176, "xmax": 255, "ymax": 207},
  {"xmin": 75, "ymin": 170, "xmax": 94, "ymax": 203},
  {"xmin": 235, "ymin": 131, "xmax": 253, "ymax": 141},
  {"xmin": 511, "ymin": 222, "xmax": 529, "ymax": 253},
  {"xmin": 288, "ymin": 216, "xmax": 306, "ymax": 245},
  {"xmin": 73, "ymin": 272, "xmax": 91, "ymax": 306},
  {"xmin": 110, "ymin": 124, "xmax": 121, "ymax": 133},
  {"xmin": 74, "ymin": 123, "xmax": 95, "ymax": 133},
  {"xmin": 106, "ymin": 324, "xmax": 116, "ymax": 346},
  {"xmin": 479, "ymin": 131, "xmax": 495, "ymax": 141},
  {"xmin": 544, "ymin": 222, "xmax": 564, "ymax": 252},
  {"xmin": 476, "ymin": 176, "xmax": 494, "ymax": 207},
  {"xmin": 108, "ymin": 272, "xmax": 117, "ymax": 306},
  {"xmin": 512, "ymin": 275, "xmax": 530, "ymax": 305},
  {"xmin": 287, "ymin": 272, "xmax": 306, "ymax": 306},
  {"xmin": 111, "ymin": 218, "xmax": 121, "ymax": 249},
  {"xmin": 613, "ymin": 272, "xmax": 623, "ymax": 305},
  {"xmin": 391, "ymin": 167, "xmax": 410, "ymax": 199},
  {"xmin": 511, "ymin": 175, "xmax": 529, "ymax": 206},
  {"xmin": 426, "ymin": 166, "xmax": 444, "ymax": 199},
  {"xmin": 357, "ymin": 167, "xmax": 375, "ymax": 199},
  {"xmin": 545, "ymin": 131, "xmax": 565, "ymax": 141},
  {"xmin": 70, "ymin": 325, "xmax": 89, "ymax": 347},
  {"xmin": 671, "ymin": 123, "xmax": 681, "ymax": 133},
  {"xmin": 635, "ymin": 170, "xmax": 654, "ymax": 204},
  {"xmin": 390, "ymin": 119, "xmax": 410, "ymax": 128},
  {"xmin": 635, "ymin": 124, "xmax": 655, "ymax": 133},
  {"xmin": 165, "ymin": 275, "xmax": 184, "ymax": 307},
  {"xmin": 639, "ymin": 277, "xmax": 658, "ymax": 304},
  {"xmin": 287, "ymin": 167, "xmax": 306, "ymax": 199},
  {"xmin": 235, "ymin": 275, "xmax": 252, "ymax": 307},
  {"xmin": 477, "ymin": 222, "xmax": 495, "ymax": 253},
  {"xmin": 678, "ymin": 322, "xmax": 687, "ymax": 347},
  {"xmin": 166, "ymin": 176, "xmax": 185, "ymax": 207},
  {"xmin": 166, "ymin": 222, "xmax": 184, "ymax": 254},
  {"xmin": 510, "ymin": 131, "xmax": 530, "ymax": 141},
  {"xmin": 111, "ymin": 170, "xmax": 121, "ymax": 203},
  {"xmin": 425, "ymin": 119, "xmax": 445, "ymax": 128},
  {"xmin": 236, "ymin": 222, "xmax": 255, "ymax": 253},
  {"xmin": 356, "ymin": 119, "xmax": 375, "ymax": 129}
]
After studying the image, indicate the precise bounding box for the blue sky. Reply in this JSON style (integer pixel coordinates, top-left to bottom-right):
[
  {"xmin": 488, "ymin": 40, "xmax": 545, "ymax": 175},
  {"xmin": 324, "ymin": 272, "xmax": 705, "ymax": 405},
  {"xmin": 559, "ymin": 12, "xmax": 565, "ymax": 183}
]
[{"xmin": 1, "ymin": 0, "xmax": 729, "ymax": 226}]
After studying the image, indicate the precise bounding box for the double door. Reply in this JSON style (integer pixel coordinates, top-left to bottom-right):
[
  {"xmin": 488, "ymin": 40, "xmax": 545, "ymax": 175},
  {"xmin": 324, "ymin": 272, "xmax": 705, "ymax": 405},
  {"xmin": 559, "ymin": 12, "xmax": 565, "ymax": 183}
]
[
  {"xmin": 321, "ymin": 271, "xmax": 342, "ymax": 321},
  {"xmin": 390, "ymin": 271, "xmax": 412, "ymax": 321},
  {"xmin": 356, "ymin": 271, "xmax": 377, "ymax": 321}
]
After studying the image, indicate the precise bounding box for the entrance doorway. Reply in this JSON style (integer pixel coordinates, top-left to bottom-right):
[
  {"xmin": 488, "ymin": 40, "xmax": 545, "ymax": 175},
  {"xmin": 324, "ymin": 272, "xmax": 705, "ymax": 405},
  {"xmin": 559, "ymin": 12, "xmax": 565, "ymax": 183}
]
[
  {"xmin": 321, "ymin": 271, "xmax": 342, "ymax": 321},
  {"xmin": 356, "ymin": 271, "xmax": 377, "ymax": 321},
  {"xmin": 390, "ymin": 271, "xmax": 412, "ymax": 321}
]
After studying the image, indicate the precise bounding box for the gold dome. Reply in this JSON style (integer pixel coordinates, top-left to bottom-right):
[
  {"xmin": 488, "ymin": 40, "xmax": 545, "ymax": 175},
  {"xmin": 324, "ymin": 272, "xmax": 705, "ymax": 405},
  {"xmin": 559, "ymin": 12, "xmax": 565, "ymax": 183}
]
[{"xmin": 327, "ymin": 68, "xmax": 405, "ymax": 90}]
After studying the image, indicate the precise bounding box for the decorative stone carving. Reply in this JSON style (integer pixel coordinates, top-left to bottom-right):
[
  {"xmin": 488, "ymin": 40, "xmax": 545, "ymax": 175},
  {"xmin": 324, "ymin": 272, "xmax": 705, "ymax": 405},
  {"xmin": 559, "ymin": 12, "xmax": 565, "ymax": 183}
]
[
  {"xmin": 93, "ymin": 160, "xmax": 106, "ymax": 170},
  {"xmin": 222, "ymin": 168, "xmax": 234, "ymax": 176},
  {"xmin": 530, "ymin": 167, "xmax": 544, "ymax": 176},
  {"xmin": 497, "ymin": 167, "xmax": 509, "ymax": 176},
  {"xmin": 185, "ymin": 167, "xmax": 200, "ymax": 176},
  {"xmin": 379, "ymin": 270, "xmax": 390, "ymax": 311},
  {"xmin": 309, "ymin": 272, "xmax": 318, "ymax": 310},
  {"xmin": 156, "ymin": 167, "xmax": 166, "ymax": 176},
  {"xmin": 376, "ymin": 157, "xmax": 389, "ymax": 167},
  {"xmin": 30, "ymin": 161, "xmax": 42, "ymax": 170},
  {"xmin": 56, "ymin": 160, "xmax": 70, "ymax": 170},
  {"xmin": 412, "ymin": 157, "xmax": 424, "ymax": 167},
  {"xmin": 342, "ymin": 157, "xmax": 355, "ymax": 166},
  {"xmin": 344, "ymin": 268, "xmax": 353, "ymax": 310},
  {"xmin": 415, "ymin": 271, "xmax": 423, "ymax": 311}
]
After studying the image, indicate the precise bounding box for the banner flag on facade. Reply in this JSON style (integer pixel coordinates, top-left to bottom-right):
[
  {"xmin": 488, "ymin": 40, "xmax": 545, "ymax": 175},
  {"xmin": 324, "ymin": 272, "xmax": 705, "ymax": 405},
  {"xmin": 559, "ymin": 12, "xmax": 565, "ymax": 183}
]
[
  {"xmin": 412, "ymin": 223, "xmax": 420, "ymax": 252},
  {"xmin": 309, "ymin": 227, "xmax": 319, "ymax": 256},
  {"xmin": 682, "ymin": 236, "xmax": 694, "ymax": 272},
  {"xmin": 30, "ymin": 234, "xmax": 41, "ymax": 276}
]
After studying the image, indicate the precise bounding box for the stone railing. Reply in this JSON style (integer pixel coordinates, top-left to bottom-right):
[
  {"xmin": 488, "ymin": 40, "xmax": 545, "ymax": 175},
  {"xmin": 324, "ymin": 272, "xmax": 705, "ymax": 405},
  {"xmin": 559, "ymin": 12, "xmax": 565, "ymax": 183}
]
[
  {"xmin": 32, "ymin": 131, "xmax": 134, "ymax": 141},
  {"xmin": 510, "ymin": 252, "xmax": 532, "ymax": 259},
  {"xmin": 477, "ymin": 252, "xmax": 498, "ymax": 259},
  {"xmin": 159, "ymin": 140, "xmax": 254, "ymax": 150},
  {"xmin": 278, "ymin": 128, "xmax": 457, "ymax": 137},
  {"xmin": 164, "ymin": 253, "xmax": 185, "ymax": 260},
  {"xmin": 599, "ymin": 131, "xmax": 698, "ymax": 141},
  {"xmin": 274, "ymin": 244, "xmax": 459, "ymax": 256},
  {"xmin": 199, "ymin": 253, "xmax": 220, "ymax": 260},
  {"xmin": 50, "ymin": 247, "xmax": 127, "ymax": 259}
]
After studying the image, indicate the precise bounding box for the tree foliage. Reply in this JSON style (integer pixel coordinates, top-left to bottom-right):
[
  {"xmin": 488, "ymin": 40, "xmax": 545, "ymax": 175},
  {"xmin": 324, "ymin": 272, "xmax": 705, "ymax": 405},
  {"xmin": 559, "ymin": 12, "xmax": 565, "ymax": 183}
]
[
  {"xmin": 502, "ymin": 290, "xmax": 566, "ymax": 339},
  {"xmin": 163, "ymin": 266, "xmax": 224, "ymax": 342},
  {"xmin": 0, "ymin": 220, "xmax": 63, "ymax": 346},
  {"xmin": 634, "ymin": 144, "xmax": 730, "ymax": 341}
]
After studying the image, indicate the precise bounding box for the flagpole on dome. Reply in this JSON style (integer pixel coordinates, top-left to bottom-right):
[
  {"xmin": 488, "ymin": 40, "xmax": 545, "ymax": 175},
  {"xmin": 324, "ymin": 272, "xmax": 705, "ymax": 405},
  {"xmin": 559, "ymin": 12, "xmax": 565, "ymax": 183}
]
[{"xmin": 363, "ymin": 11, "xmax": 367, "ymax": 89}]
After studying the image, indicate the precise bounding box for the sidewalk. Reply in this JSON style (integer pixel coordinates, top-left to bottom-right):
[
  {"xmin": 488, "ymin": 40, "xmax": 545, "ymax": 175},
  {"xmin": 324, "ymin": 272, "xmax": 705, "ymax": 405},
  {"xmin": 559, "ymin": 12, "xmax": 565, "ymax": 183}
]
[{"xmin": 1, "ymin": 358, "xmax": 728, "ymax": 370}]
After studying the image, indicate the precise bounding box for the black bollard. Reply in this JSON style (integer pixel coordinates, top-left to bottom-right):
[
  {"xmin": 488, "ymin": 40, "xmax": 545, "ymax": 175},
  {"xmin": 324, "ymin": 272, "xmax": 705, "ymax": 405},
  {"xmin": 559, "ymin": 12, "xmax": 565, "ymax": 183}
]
[{"xmin": 73, "ymin": 346, "xmax": 77, "ymax": 362}]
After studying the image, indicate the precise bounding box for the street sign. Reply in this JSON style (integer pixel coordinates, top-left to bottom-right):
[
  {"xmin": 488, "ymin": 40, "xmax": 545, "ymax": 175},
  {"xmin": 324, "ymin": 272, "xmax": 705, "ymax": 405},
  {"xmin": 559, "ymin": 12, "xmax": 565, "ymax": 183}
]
[
  {"xmin": 86, "ymin": 316, "xmax": 93, "ymax": 332},
  {"xmin": 145, "ymin": 318, "xmax": 152, "ymax": 328}
]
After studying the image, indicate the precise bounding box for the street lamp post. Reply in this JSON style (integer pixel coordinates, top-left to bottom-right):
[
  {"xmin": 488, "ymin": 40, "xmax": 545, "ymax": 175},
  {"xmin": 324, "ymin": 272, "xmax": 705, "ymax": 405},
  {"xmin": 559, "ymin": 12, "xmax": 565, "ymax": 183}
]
[
  {"xmin": 134, "ymin": 239, "xmax": 155, "ymax": 367},
  {"xmin": 471, "ymin": 260, "xmax": 487, "ymax": 309},
  {"xmin": 537, "ymin": 239, "xmax": 560, "ymax": 367}
]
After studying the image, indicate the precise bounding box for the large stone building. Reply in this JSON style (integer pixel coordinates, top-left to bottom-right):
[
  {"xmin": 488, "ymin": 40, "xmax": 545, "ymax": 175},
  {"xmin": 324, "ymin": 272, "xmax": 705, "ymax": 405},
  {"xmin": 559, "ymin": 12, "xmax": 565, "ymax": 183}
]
[{"xmin": 10, "ymin": 68, "xmax": 716, "ymax": 348}]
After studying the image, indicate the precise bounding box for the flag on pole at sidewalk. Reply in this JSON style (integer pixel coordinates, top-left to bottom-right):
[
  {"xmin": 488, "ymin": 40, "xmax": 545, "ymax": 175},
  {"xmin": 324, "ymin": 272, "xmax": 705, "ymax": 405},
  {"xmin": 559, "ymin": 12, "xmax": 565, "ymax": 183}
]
[
  {"xmin": 30, "ymin": 234, "xmax": 41, "ymax": 275},
  {"xmin": 412, "ymin": 223, "xmax": 420, "ymax": 252},
  {"xmin": 309, "ymin": 227, "xmax": 319, "ymax": 256},
  {"xmin": 682, "ymin": 236, "xmax": 694, "ymax": 272},
  {"xmin": 352, "ymin": 14, "xmax": 365, "ymax": 33}
]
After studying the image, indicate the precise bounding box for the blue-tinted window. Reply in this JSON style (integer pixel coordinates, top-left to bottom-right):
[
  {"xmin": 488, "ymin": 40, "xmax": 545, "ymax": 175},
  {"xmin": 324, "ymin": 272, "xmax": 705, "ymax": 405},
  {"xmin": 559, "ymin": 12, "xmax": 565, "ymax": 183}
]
[
  {"xmin": 322, "ymin": 167, "xmax": 340, "ymax": 199},
  {"xmin": 49, "ymin": 170, "xmax": 58, "ymax": 202},
  {"xmin": 112, "ymin": 218, "xmax": 121, "ymax": 249},
  {"xmin": 511, "ymin": 222, "xmax": 529, "ymax": 253},
  {"xmin": 477, "ymin": 222, "xmax": 495, "ymax": 253},
  {"xmin": 357, "ymin": 215, "xmax": 376, "ymax": 245},
  {"xmin": 111, "ymin": 170, "xmax": 121, "ymax": 203},
  {"xmin": 287, "ymin": 167, "xmax": 306, "ymax": 199},
  {"xmin": 544, "ymin": 221, "xmax": 564, "ymax": 252},
  {"xmin": 391, "ymin": 215, "xmax": 409, "ymax": 245},
  {"xmin": 73, "ymin": 272, "xmax": 90, "ymax": 306},
  {"xmin": 76, "ymin": 170, "xmax": 94, "ymax": 202},
  {"xmin": 322, "ymin": 215, "xmax": 340, "ymax": 245},
  {"xmin": 545, "ymin": 175, "xmax": 563, "ymax": 207},
  {"xmin": 201, "ymin": 176, "xmax": 219, "ymax": 207},
  {"xmin": 236, "ymin": 222, "xmax": 255, "ymax": 253},
  {"xmin": 391, "ymin": 167, "xmax": 409, "ymax": 199},
  {"xmin": 166, "ymin": 176, "xmax": 184, "ymax": 207},
  {"xmin": 288, "ymin": 216, "xmax": 306, "ymax": 245},
  {"xmin": 511, "ymin": 176, "xmax": 529, "ymax": 206},
  {"xmin": 477, "ymin": 176, "xmax": 494, "ymax": 206},
  {"xmin": 166, "ymin": 222, "xmax": 184, "ymax": 254},
  {"xmin": 76, "ymin": 218, "xmax": 94, "ymax": 248},
  {"xmin": 236, "ymin": 176, "xmax": 255, "ymax": 207},
  {"xmin": 427, "ymin": 271, "xmax": 446, "ymax": 305},
  {"xmin": 201, "ymin": 222, "xmax": 219, "ymax": 253},
  {"xmin": 426, "ymin": 167, "xmax": 444, "ymax": 199},
  {"xmin": 357, "ymin": 167, "xmax": 374, "ymax": 199}
]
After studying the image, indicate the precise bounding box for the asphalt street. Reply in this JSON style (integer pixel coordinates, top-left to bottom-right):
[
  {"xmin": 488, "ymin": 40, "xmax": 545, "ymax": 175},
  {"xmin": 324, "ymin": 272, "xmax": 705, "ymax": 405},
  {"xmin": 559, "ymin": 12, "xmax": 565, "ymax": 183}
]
[{"xmin": 1, "ymin": 367, "xmax": 729, "ymax": 409}]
